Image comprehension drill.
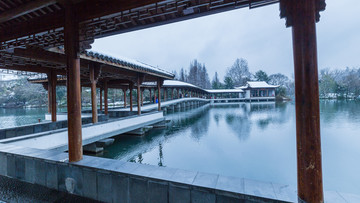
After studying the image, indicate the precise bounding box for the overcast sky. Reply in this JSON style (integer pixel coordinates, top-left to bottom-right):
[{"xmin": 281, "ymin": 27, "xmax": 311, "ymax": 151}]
[{"xmin": 92, "ymin": 0, "xmax": 360, "ymax": 80}]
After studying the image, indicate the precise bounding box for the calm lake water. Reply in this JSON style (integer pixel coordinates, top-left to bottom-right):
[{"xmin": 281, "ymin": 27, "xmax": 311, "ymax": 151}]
[
  {"xmin": 1, "ymin": 101, "xmax": 359, "ymax": 196},
  {"xmin": 97, "ymin": 101, "xmax": 360, "ymax": 195}
]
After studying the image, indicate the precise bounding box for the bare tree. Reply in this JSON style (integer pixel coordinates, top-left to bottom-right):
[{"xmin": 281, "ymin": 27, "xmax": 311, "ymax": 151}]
[{"xmin": 225, "ymin": 58, "xmax": 251, "ymax": 86}]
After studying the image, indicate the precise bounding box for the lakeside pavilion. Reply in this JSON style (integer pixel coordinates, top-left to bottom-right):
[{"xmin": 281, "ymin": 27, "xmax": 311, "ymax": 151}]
[{"xmin": 0, "ymin": 0, "xmax": 326, "ymax": 202}]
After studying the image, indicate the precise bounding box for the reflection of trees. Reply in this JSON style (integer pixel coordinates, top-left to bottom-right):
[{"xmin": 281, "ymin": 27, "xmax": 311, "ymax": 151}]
[
  {"xmin": 190, "ymin": 109, "xmax": 210, "ymax": 142},
  {"xmin": 158, "ymin": 143, "xmax": 164, "ymax": 167},
  {"xmin": 167, "ymin": 105, "xmax": 211, "ymax": 142},
  {"xmin": 246, "ymin": 102, "xmax": 291, "ymax": 129},
  {"xmin": 225, "ymin": 113, "xmax": 251, "ymax": 141},
  {"xmin": 320, "ymin": 100, "xmax": 360, "ymax": 124}
]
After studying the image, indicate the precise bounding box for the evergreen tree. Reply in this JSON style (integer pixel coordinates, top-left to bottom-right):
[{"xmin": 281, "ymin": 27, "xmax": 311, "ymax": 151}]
[
  {"xmin": 254, "ymin": 70, "xmax": 269, "ymax": 82},
  {"xmin": 224, "ymin": 76, "xmax": 234, "ymax": 89}
]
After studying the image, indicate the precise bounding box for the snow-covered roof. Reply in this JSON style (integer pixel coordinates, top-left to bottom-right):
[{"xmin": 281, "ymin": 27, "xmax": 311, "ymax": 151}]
[
  {"xmin": 142, "ymin": 80, "xmax": 205, "ymax": 91},
  {"xmin": 236, "ymin": 81, "xmax": 278, "ymax": 89},
  {"xmin": 143, "ymin": 80, "xmax": 245, "ymax": 93},
  {"xmin": 206, "ymin": 89, "xmax": 244, "ymax": 93},
  {"xmin": 163, "ymin": 80, "xmax": 200, "ymax": 88},
  {"xmin": 84, "ymin": 51, "xmax": 174, "ymax": 78}
]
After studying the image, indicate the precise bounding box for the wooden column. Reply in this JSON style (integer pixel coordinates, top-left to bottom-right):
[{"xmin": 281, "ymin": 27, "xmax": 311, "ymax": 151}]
[
  {"xmin": 129, "ymin": 83, "xmax": 133, "ymax": 111},
  {"xmin": 141, "ymin": 88, "xmax": 144, "ymax": 106},
  {"xmin": 104, "ymin": 80, "xmax": 108, "ymax": 115},
  {"xmin": 89, "ymin": 63, "xmax": 98, "ymax": 123},
  {"xmin": 123, "ymin": 88, "xmax": 127, "ymax": 108},
  {"xmin": 47, "ymin": 85, "xmax": 51, "ymax": 113},
  {"xmin": 157, "ymin": 79, "xmax": 163, "ymax": 111},
  {"xmin": 171, "ymin": 88, "xmax": 174, "ymax": 100},
  {"xmin": 99, "ymin": 88, "xmax": 103, "ymax": 111},
  {"xmin": 163, "ymin": 88, "xmax": 167, "ymax": 101},
  {"xmin": 149, "ymin": 88, "xmax": 152, "ymax": 103},
  {"xmin": 48, "ymin": 70, "xmax": 57, "ymax": 122},
  {"xmin": 280, "ymin": 0, "xmax": 325, "ymax": 202},
  {"xmin": 137, "ymin": 82, "xmax": 141, "ymax": 115},
  {"xmin": 64, "ymin": 2, "xmax": 82, "ymax": 162},
  {"xmin": 153, "ymin": 89, "xmax": 156, "ymax": 104}
]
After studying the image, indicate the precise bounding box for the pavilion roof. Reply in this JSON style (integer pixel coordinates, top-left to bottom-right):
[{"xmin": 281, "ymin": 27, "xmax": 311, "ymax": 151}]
[
  {"xmin": 236, "ymin": 81, "xmax": 279, "ymax": 89},
  {"xmin": 206, "ymin": 89, "xmax": 244, "ymax": 93},
  {"xmin": 2, "ymin": 47, "xmax": 174, "ymax": 86}
]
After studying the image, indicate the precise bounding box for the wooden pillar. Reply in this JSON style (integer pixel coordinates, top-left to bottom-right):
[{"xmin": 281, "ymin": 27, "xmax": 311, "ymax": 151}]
[
  {"xmin": 47, "ymin": 85, "xmax": 51, "ymax": 113},
  {"xmin": 104, "ymin": 80, "xmax": 108, "ymax": 115},
  {"xmin": 157, "ymin": 80, "xmax": 162, "ymax": 111},
  {"xmin": 149, "ymin": 88, "xmax": 152, "ymax": 104},
  {"xmin": 123, "ymin": 88, "xmax": 127, "ymax": 108},
  {"xmin": 280, "ymin": 1, "xmax": 325, "ymax": 202},
  {"xmin": 154, "ymin": 89, "xmax": 156, "ymax": 104},
  {"xmin": 163, "ymin": 88, "xmax": 167, "ymax": 101},
  {"xmin": 137, "ymin": 81, "xmax": 141, "ymax": 115},
  {"xmin": 64, "ymin": 2, "xmax": 82, "ymax": 162},
  {"xmin": 89, "ymin": 64, "xmax": 98, "ymax": 123},
  {"xmin": 99, "ymin": 88, "xmax": 103, "ymax": 111},
  {"xmin": 171, "ymin": 88, "xmax": 174, "ymax": 100},
  {"xmin": 48, "ymin": 70, "xmax": 57, "ymax": 122},
  {"xmin": 141, "ymin": 88, "xmax": 144, "ymax": 106},
  {"xmin": 129, "ymin": 83, "xmax": 133, "ymax": 111}
]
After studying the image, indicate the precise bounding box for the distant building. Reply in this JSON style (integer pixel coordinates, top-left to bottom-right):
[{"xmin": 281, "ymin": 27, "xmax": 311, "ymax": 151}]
[{"xmin": 236, "ymin": 81, "xmax": 278, "ymax": 100}]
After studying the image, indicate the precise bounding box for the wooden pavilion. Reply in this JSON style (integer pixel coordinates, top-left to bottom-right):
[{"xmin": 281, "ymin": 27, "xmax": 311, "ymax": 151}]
[{"xmin": 0, "ymin": 0, "xmax": 326, "ymax": 202}]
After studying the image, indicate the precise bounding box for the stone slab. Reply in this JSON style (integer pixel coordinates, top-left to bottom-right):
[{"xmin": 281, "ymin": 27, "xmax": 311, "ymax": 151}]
[
  {"xmin": 244, "ymin": 178, "xmax": 277, "ymax": 201},
  {"xmin": 192, "ymin": 172, "xmax": 219, "ymax": 189},
  {"xmin": 112, "ymin": 173, "xmax": 129, "ymax": 203}
]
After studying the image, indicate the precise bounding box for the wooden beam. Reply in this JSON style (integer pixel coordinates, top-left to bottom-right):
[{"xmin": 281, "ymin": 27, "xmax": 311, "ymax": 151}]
[
  {"xmin": 65, "ymin": 2, "xmax": 82, "ymax": 162},
  {"xmin": 14, "ymin": 48, "xmax": 67, "ymax": 65},
  {"xmin": 1, "ymin": 64, "xmax": 66, "ymax": 75},
  {"xmin": 0, "ymin": 0, "xmax": 57, "ymax": 23},
  {"xmin": 0, "ymin": 0, "xmax": 162, "ymax": 42}
]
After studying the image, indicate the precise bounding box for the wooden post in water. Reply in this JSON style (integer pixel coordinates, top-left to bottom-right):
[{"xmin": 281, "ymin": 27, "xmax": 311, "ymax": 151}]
[
  {"xmin": 104, "ymin": 80, "xmax": 108, "ymax": 115},
  {"xmin": 89, "ymin": 63, "xmax": 98, "ymax": 123},
  {"xmin": 280, "ymin": 0, "xmax": 325, "ymax": 202},
  {"xmin": 64, "ymin": 2, "xmax": 82, "ymax": 162},
  {"xmin": 123, "ymin": 88, "xmax": 127, "ymax": 108},
  {"xmin": 129, "ymin": 83, "xmax": 133, "ymax": 111}
]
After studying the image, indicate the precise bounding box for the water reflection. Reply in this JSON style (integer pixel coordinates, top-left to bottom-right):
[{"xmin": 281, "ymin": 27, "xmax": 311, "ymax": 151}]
[{"xmin": 98, "ymin": 101, "xmax": 360, "ymax": 196}]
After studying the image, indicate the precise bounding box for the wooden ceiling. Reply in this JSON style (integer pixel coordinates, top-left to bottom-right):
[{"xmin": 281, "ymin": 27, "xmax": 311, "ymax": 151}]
[{"xmin": 0, "ymin": 0, "xmax": 279, "ymax": 50}]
